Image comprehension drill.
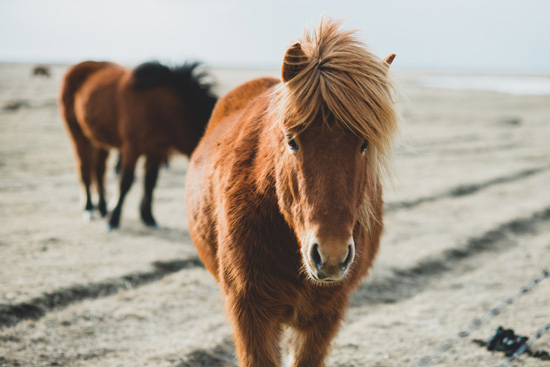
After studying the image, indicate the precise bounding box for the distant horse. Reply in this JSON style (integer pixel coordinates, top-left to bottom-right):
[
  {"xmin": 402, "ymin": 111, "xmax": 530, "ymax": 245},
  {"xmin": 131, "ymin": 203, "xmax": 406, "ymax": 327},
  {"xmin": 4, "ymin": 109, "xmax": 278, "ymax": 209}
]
[
  {"xmin": 32, "ymin": 65, "xmax": 50, "ymax": 77},
  {"xmin": 60, "ymin": 61, "xmax": 217, "ymax": 230},
  {"xmin": 186, "ymin": 19, "xmax": 399, "ymax": 367}
]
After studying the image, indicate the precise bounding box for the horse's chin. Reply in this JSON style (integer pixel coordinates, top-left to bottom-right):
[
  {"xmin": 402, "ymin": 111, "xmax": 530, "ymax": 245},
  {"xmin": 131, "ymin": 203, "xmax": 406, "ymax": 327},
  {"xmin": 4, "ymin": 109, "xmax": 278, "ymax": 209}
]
[
  {"xmin": 304, "ymin": 266, "xmax": 348, "ymax": 286},
  {"xmin": 313, "ymin": 278, "xmax": 342, "ymax": 287}
]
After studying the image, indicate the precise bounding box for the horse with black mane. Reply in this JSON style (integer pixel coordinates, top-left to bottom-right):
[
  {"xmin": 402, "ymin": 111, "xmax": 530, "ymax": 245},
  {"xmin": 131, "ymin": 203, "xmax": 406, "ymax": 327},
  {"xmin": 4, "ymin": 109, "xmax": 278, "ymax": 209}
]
[
  {"xmin": 186, "ymin": 19, "xmax": 399, "ymax": 367},
  {"xmin": 60, "ymin": 61, "xmax": 216, "ymax": 230}
]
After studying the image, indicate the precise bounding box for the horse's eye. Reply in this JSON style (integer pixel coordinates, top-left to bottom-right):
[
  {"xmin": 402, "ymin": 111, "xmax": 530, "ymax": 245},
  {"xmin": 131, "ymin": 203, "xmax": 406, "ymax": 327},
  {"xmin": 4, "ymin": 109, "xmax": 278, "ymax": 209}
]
[
  {"xmin": 360, "ymin": 141, "xmax": 369, "ymax": 153},
  {"xmin": 287, "ymin": 136, "xmax": 299, "ymax": 151}
]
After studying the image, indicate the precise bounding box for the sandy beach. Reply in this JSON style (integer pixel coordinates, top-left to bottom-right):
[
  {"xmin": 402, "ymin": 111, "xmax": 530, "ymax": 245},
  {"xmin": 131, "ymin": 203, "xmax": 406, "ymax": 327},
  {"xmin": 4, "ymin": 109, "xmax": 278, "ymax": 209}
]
[{"xmin": 1, "ymin": 63, "xmax": 549, "ymax": 367}]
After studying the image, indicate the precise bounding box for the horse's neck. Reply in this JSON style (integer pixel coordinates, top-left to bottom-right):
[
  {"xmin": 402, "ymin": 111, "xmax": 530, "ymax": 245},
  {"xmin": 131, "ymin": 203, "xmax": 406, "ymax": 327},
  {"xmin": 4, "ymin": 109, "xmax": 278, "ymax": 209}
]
[{"xmin": 249, "ymin": 112, "xmax": 281, "ymax": 199}]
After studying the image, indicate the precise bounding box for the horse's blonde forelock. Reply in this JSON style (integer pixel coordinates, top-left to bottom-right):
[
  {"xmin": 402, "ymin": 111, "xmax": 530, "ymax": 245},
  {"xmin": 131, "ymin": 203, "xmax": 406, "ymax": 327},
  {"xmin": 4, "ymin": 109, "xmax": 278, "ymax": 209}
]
[{"xmin": 273, "ymin": 17, "xmax": 399, "ymax": 183}]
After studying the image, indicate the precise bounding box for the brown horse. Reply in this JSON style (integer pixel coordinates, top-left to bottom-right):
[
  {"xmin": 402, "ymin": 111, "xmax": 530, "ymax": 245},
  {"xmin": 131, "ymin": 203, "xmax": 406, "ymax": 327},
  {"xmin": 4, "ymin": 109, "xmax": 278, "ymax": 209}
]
[
  {"xmin": 186, "ymin": 19, "xmax": 399, "ymax": 367},
  {"xmin": 60, "ymin": 61, "xmax": 216, "ymax": 230},
  {"xmin": 32, "ymin": 65, "xmax": 50, "ymax": 77}
]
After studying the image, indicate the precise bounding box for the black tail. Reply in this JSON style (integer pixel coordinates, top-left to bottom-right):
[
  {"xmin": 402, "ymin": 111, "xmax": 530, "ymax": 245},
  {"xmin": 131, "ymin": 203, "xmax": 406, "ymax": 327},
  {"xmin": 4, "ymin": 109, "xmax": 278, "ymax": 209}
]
[{"xmin": 131, "ymin": 61, "xmax": 218, "ymax": 138}]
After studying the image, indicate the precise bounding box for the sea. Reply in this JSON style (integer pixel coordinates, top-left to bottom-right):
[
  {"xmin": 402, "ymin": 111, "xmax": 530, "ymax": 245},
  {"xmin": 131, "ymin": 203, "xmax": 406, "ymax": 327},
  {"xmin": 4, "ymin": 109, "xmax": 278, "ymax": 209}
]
[{"xmin": 419, "ymin": 75, "xmax": 550, "ymax": 96}]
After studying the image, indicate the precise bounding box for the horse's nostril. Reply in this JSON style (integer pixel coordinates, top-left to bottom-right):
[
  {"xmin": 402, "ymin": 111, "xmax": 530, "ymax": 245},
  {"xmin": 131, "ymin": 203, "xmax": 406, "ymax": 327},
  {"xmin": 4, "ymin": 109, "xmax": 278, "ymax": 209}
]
[
  {"xmin": 342, "ymin": 244, "xmax": 353, "ymax": 270},
  {"xmin": 310, "ymin": 243, "xmax": 323, "ymax": 270}
]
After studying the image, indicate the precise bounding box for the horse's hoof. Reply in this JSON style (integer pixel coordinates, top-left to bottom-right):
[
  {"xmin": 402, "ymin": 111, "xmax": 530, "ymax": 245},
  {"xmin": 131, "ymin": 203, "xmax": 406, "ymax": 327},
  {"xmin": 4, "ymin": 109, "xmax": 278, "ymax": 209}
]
[
  {"xmin": 140, "ymin": 210, "xmax": 158, "ymax": 228},
  {"xmin": 107, "ymin": 216, "xmax": 120, "ymax": 231},
  {"xmin": 144, "ymin": 220, "xmax": 159, "ymax": 229},
  {"xmin": 82, "ymin": 210, "xmax": 95, "ymax": 222},
  {"xmin": 98, "ymin": 204, "xmax": 108, "ymax": 218},
  {"xmin": 107, "ymin": 223, "xmax": 119, "ymax": 232}
]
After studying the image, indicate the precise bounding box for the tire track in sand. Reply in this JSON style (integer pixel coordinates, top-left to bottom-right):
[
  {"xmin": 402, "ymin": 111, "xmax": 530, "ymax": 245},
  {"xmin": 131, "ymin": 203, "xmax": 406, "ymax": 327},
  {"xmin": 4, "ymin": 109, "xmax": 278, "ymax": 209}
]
[
  {"xmin": 1, "ymin": 166, "xmax": 546, "ymax": 329},
  {"xmin": 0, "ymin": 258, "xmax": 203, "ymax": 328},
  {"xmin": 350, "ymin": 206, "xmax": 550, "ymax": 307},
  {"xmin": 385, "ymin": 166, "xmax": 548, "ymax": 213},
  {"xmin": 172, "ymin": 205, "xmax": 550, "ymax": 367}
]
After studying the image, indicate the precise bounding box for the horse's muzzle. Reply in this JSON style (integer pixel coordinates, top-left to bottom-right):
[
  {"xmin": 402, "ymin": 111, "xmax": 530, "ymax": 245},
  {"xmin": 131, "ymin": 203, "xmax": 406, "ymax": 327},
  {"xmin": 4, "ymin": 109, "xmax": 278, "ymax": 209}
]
[{"xmin": 307, "ymin": 238, "xmax": 355, "ymax": 282}]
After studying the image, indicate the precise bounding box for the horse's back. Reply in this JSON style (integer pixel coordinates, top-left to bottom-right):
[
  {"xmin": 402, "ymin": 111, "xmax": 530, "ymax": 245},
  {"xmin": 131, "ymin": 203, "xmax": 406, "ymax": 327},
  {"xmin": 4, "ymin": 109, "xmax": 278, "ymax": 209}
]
[
  {"xmin": 61, "ymin": 61, "xmax": 117, "ymax": 93},
  {"xmin": 119, "ymin": 80, "xmax": 187, "ymax": 154},
  {"xmin": 205, "ymin": 77, "xmax": 280, "ymax": 136},
  {"xmin": 61, "ymin": 61, "xmax": 119, "ymax": 111}
]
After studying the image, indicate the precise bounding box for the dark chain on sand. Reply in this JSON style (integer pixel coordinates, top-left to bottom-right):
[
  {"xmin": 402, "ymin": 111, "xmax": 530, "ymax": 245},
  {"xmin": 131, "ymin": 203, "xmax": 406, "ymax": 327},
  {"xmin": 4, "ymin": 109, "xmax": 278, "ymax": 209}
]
[
  {"xmin": 411, "ymin": 268, "xmax": 550, "ymax": 367},
  {"xmin": 497, "ymin": 323, "xmax": 550, "ymax": 367}
]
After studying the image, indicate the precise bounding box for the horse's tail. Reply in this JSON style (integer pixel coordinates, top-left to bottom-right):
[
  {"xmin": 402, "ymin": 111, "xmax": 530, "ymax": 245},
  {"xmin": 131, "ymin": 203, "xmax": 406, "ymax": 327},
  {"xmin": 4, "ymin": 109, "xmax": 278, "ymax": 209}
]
[
  {"xmin": 59, "ymin": 61, "xmax": 114, "ymax": 137},
  {"xmin": 131, "ymin": 61, "xmax": 218, "ymax": 137}
]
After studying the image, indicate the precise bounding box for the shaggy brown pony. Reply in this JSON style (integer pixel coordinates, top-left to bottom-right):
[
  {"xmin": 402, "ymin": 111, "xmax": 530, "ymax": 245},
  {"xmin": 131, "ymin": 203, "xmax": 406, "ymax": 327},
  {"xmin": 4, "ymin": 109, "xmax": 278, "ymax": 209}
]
[
  {"xmin": 59, "ymin": 61, "xmax": 216, "ymax": 230},
  {"xmin": 185, "ymin": 19, "xmax": 399, "ymax": 367}
]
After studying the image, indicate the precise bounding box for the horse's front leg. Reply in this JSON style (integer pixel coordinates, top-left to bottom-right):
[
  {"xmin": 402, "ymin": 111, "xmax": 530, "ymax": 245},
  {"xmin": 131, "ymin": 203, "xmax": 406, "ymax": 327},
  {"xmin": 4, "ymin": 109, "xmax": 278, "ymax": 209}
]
[
  {"xmin": 108, "ymin": 147, "xmax": 138, "ymax": 230},
  {"xmin": 288, "ymin": 307, "xmax": 346, "ymax": 367},
  {"xmin": 226, "ymin": 291, "xmax": 283, "ymax": 367},
  {"xmin": 140, "ymin": 153, "xmax": 164, "ymax": 227}
]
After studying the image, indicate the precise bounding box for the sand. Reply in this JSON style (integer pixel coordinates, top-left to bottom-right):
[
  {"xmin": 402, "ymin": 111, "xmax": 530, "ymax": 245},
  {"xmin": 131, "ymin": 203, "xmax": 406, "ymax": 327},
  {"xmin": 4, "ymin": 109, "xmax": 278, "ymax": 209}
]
[{"xmin": 0, "ymin": 63, "xmax": 549, "ymax": 367}]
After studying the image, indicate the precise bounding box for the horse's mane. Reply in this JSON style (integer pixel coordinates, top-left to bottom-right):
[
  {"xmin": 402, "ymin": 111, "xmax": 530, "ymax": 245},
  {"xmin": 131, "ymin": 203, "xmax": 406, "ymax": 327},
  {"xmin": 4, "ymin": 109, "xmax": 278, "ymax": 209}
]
[
  {"xmin": 273, "ymin": 18, "xmax": 399, "ymax": 182},
  {"xmin": 132, "ymin": 61, "xmax": 218, "ymax": 136}
]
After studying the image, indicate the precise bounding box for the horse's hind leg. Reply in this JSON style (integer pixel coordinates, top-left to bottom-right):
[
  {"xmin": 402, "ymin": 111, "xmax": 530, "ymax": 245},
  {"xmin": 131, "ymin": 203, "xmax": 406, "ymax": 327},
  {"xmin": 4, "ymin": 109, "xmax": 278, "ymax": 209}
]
[
  {"xmin": 140, "ymin": 153, "xmax": 163, "ymax": 228},
  {"xmin": 61, "ymin": 105, "xmax": 95, "ymax": 220},
  {"xmin": 72, "ymin": 135, "xmax": 95, "ymax": 220},
  {"xmin": 94, "ymin": 148, "xmax": 110, "ymax": 217},
  {"xmin": 114, "ymin": 151, "xmax": 122, "ymax": 175},
  {"xmin": 108, "ymin": 147, "xmax": 138, "ymax": 230}
]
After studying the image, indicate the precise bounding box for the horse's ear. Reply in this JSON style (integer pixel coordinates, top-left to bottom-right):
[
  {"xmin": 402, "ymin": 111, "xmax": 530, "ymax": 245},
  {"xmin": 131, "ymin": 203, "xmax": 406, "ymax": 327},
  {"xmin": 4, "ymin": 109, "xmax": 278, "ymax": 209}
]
[
  {"xmin": 383, "ymin": 53, "xmax": 396, "ymax": 67},
  {"xmin": 282, "ymin": 42, "xmax": 308, "ymax": 83}
]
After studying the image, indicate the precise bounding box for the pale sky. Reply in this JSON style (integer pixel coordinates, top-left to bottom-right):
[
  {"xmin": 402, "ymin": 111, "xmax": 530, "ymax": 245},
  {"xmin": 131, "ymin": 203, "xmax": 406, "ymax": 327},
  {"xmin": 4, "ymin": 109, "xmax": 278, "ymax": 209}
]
[{"xmin": 1, "ymin": 0, "xmax": 549, "ymax": 73}]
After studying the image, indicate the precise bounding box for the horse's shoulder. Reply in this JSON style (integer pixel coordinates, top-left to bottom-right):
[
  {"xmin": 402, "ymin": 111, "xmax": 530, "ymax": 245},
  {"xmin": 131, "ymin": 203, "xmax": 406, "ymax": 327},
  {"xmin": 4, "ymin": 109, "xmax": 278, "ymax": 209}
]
[{"xmin": 206, "ymin": 77, "xmax": 280, "ymax": 135}]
